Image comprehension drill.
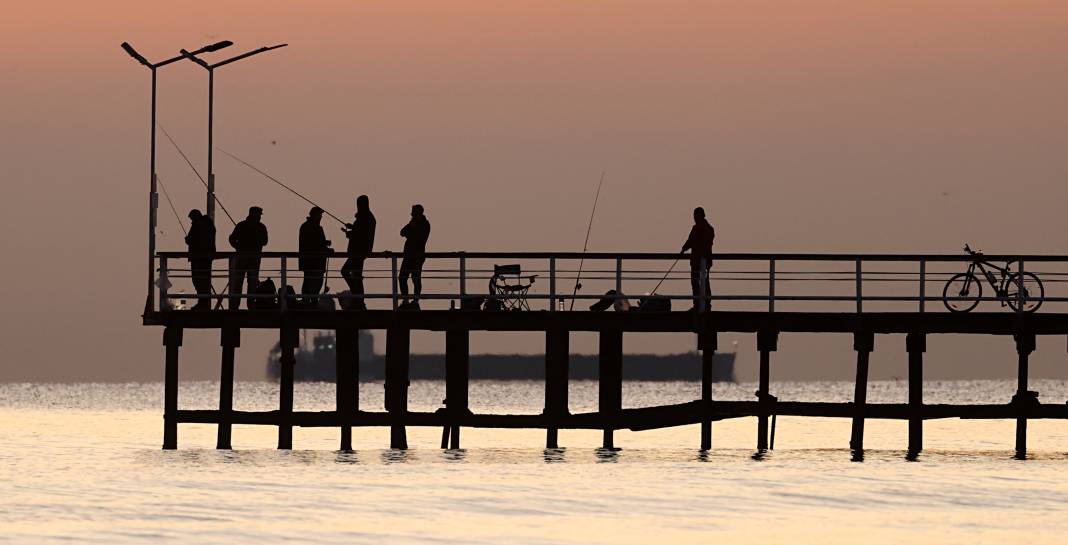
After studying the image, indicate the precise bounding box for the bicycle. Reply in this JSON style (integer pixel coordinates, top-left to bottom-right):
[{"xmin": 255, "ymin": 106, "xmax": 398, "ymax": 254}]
[{"xmin": 942, "ymin": 244, "xmax": 1044, "ymax": 313}]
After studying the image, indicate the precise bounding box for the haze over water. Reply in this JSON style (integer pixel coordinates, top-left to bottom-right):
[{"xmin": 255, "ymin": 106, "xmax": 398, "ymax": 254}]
[{"xmin": 5, "ymin": 379, "xmax": 1068, "ymax": 544}]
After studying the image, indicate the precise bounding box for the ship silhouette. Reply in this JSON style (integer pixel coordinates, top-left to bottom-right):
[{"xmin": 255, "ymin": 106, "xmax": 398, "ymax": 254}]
[{"xmin": 267, "ymin": 332, "xmax": 736, "ymax": 382}]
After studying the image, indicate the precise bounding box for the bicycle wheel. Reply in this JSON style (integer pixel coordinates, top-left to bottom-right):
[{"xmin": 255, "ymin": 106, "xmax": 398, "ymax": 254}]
[
  {"xmin": 943, "ymin": 273, "xmax": 982, "ymax": 312},
  {"xmin": 1004, "ymin": 272, "xmax": 1044, "ymax": 313}
]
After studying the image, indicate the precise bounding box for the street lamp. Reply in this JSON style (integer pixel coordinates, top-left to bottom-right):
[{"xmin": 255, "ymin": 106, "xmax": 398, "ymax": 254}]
[
  {"xmin": 121, "ymin": 39, "xmax": 234, "ymax": 313},
  {"xmin": 179, "ymin": 44, "xmax": 288, "ymax": 221}
]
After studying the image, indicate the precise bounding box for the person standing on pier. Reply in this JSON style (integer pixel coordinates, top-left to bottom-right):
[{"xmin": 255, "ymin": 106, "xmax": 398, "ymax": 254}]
[
  {"xmin": 184, "ymin": 209, "xmax": 216, "ymax": 311},
  {"xmin": 298, "ymin": 206, "xmax": 332, "ymax": 307},
  {"xmin": 398, "ymin": 204, "xmax": 431, "ymax": 309},
  {"xmin": 228, "ymin": 206, "xmax": 269, "ymax": 309},
  {"xmin": 341, "ymin": 195, "xmax": 376, "ymax": 310},
  {"xmin": 681, "ymin": 206, "xmax": 715, "ymax": 311}
]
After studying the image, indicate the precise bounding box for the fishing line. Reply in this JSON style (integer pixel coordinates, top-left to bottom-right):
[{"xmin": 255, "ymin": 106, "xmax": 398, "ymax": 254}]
[
  {"xmin": 157, "ymin": 175, "xmax": 188, "ymax": 236},
  {"xmin": 215, "ymin": 147, "xmax": 345, "ymax": 225},
  {"xmin": 650, "ymin": 255, "xmax": 683, "ymax": 295},
  {"xmin": 569, "ymin": 171, "xmax": 605, "ymax": 310},
  {"xmin": 156, "ymin": 122, "xmax": 237, "ymax": 225}
]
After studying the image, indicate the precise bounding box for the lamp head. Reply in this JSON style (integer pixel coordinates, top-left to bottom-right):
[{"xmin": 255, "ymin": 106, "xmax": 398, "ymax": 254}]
[{"xmin": 121, "ymin": 42, "xmax": 152, "ymax": 67}]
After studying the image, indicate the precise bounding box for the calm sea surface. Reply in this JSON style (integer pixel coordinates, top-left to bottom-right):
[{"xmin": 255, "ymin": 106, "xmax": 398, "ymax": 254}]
[{"xmin": 4, "ymin": 379, "xmax": 1068, "ymax": 544}]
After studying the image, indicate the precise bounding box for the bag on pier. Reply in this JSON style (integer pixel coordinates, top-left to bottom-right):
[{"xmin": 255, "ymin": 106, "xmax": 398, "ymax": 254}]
[
  {"xmin": 251, "ymin": 278, "xmax": 278, "ymax": 310},
  {"xmin": 637, "ymin": 295, "xmax": 670, "ymax": 312}
]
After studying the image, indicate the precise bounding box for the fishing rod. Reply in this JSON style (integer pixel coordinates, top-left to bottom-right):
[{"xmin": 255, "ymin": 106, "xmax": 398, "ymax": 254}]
[
  {"xmin": 650, "ymin": 253, "xmax": 684, "ymax": 295},
  {"xmin": 215, "ymin": 147, "xmax": 346, "ymax": 225},
  {"xmin": 156, "ymin": 122, "xmax": 237, "ymax": 226},
  {"xmin": 568, "ymin": 171, "xmax": 605, "ymax": 311},
  {"xmin": 156, "ymin": 175, "xmax": 188, "ymax": 236}
]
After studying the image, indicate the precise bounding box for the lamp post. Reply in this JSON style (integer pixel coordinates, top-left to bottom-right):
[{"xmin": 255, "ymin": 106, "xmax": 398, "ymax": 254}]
[
  {"xmin": 179, "ymin": 44, "xmax": 288, "ymax": 222},
  {"xmin": 121, "ymin": 40, "xmax": 233, "ymax": 313}
]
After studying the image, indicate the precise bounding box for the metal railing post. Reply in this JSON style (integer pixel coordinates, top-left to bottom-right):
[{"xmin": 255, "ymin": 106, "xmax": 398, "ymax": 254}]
[
  {"xmin": 1017, "ymin": 259, "xmax": 1025, "ymax": 313},
  {"xmin": 855, "ymin": 258, "xmax": 863, "ymax": 314},
  {"xmin": 280, "ymin": 256, "xmax": 287, "ymax": 311},
  {"xmin": 769, "ymin": 259, "xmax": 776, "ymax": 313},
  {"xmin": 699, "ymin": 257, "xmax": 707, "ymax": 313},
  {"xmin": 459, "ymin": 255, "xmax": 466, "ymax": 300},
  {"xmin": 159, "ymin": 256, "xmax": 169, "ymax": 312},
  {"xmin": 918, "ymin": 259, "xmax": 926, "ymax": 313},
  {"xmin": 616, "ymin": 257, "xmax": 623, "ymax": 300},
  {"xmin": 549, "ymin": 257, "xmax": 557, "ymax": 311},
  {"xmin": 391, "ymin": 255, "xmax": 399, "ymax": 310}
]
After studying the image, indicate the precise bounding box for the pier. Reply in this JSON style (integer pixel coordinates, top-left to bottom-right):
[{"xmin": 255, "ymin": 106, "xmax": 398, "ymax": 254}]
[{"xmin": 143, "ymin": 250, "xmax": 1068, "ymax": 456}]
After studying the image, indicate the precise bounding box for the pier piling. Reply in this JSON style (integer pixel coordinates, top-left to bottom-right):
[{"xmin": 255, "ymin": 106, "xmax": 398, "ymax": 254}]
[
  {"xmin": 849, "ymin": 331, "xmax": 874, "ymax": 451},
  {"xmin": 386, "ymin": 327, "xmax": 411, "ymax": 449},
  {"xmin": 445, "ymin": 330, "xmax": 470, "ymax": 449},
  {"xmin": 599, "ymin": 330, "xmax": 623, "ymax": 450},
  {"xmin": 756, "ymin": 330, "xmax": 778, "ymax": 450},
  {"xmin": 906, "ymin": 332, "xmax": 925, "ymax": 454},
  {"xmin": 162, "ymin": 326, "xmax": 182, "ymax": 450},
  {"xmin": 278, "ymin": 327, "xmax": 298, "ymax": 450},
  {"xmin": 544, "ymin": 329, "xmax": 569, "ymax": 449},
  {"xmin": 335, "ymin": 328, "xmax": 359, "ymax": 451},
  {"xmin": 700, "ymin": 330, "xmax": 718, "ymax": 450},
  {"xmin": 1015, "ymin": 332, "xmax": 1035, "ymax": 457},
  {"xmin": 216, "ymin": 327, "xmax": 240, "ymax": 449}
]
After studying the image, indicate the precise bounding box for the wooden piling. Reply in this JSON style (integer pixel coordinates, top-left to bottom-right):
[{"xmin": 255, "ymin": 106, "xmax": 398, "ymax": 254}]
[
  {"xmin": 278, "ymin": 327, "xmax": 298, "ymax": 450},
  {"xmin": 386, "ymin": 327, "xmax": 411, "ymax": 449},
  {"xmin": 216, "ymin": 327, "xmax": 240, "ymax": 450},
  {"xmin": 906, "ymin": 332, "xmax": 925, "ymax": 453},
  {"xmin": 335, "ymin": 328, "xmax": 359, "ymax": 451},
  {"xmin": 544, "ymin": 329, "xmax": 569, "ymax": 448},
  {"xmin": 445, "ymin": 329, "xmax": 470, "ymax": 449},
  {"xmin": 700, "ymin": 329, "xmax": 718, "ymax": 451},
  {"xmin": 599, "ymin": 329, "xmax": 623, "ymax": 449},
  {"xmin": 756, "ymin": 330, "xmax": 778, "ymax": 450},
  {"xmin": 849, "ymin": 331, "xmax": 874, "ymax": 451},
  {"xmin": 162, "ymin": 326, "xmax": 183, "ymax": 450},
  {"xmin": 1015, "ymin": 332, "xmax": 1035, "ymax": 457}
]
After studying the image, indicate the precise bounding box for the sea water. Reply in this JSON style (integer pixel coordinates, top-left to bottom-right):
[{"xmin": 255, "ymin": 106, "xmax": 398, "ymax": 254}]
[{"xmin": 3, "ymin": 380, "xmax": 1068, "ymax": 544}]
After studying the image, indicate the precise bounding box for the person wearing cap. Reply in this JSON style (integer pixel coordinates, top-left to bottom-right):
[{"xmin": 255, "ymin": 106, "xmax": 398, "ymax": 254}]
[
  {"xmin": 398, "ymin": 204, "xmax": 431, "ymax": 309},
  {"xmin": 299, "ymin": 206, "xmax": 333, "ymax": 307},
  {"xmin": 681, "ymin": 206, "xmax": 715, "ymax": 311},
  {"xmin": 184, "ymin": 209, "xmax": 216, "ymax": 311},
  {"xmin": 228, "ymin": 206, "xmax": 269, "ymax": 309}
]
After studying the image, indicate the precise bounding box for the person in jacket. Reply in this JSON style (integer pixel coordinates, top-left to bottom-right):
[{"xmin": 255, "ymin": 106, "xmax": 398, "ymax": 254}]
[
  {"xmin": 341, "ymin": 195, "xmax": 376, "ymax": 310},
  {"xmin": 228, "ymin": 206, "xmax": 269, "ymax": 309},
  {"xmin": 681, "ymin": 207, "xmax": 715, "ymax": 311},
  {"xmin": 185, "ymin": 209, "xmax": 216, "ymax": 311},
  {"xmin": 298, "ymin": 207, "xmax": 332, "ymax": 306},
  {"xmin": 398, "ymin": 204, "xmax": 431, "ymax": 309}
]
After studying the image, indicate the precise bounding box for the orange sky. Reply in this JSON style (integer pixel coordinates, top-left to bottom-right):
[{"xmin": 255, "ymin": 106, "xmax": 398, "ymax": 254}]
[{"xmin": 2, "ymin": 1, "xmax": 1068, "ymax": 381}]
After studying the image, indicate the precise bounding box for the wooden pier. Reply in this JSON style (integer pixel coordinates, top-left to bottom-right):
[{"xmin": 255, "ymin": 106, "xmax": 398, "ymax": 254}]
[{"xmin": 146, "ymin": 251, "xmax": 1068, "ymax": 456}]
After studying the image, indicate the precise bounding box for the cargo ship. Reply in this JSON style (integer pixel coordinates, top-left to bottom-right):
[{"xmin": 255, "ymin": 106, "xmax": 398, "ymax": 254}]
[{"xmin": 267, "ymin": 332, "xmax": 736, "ymax": 382}]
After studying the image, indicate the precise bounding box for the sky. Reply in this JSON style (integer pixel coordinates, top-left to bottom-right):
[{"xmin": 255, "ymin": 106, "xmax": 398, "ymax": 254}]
[{"xmin": 2, "ymin": 1, "xmax": 1068, "ymax": 382}]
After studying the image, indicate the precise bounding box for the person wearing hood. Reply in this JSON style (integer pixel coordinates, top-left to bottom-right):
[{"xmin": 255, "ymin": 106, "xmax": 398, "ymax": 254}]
[
  {"xmin": 681, "ymin": 207, "xmax": 715, "ymax": 311},
  {"xmin": 398, "ymin": 204, "xmax": 431, "ymax": 309},
  {"xmin": 185, "ymin": 209, "xmax": 216, "ymax": 311},
  {"xmin": 228, "ymin": 206, "xmax": 269, "ymax": 309},
  {"xmin": 341, "ymin": 195, "xmax": 376, "ymax": 310},
  {"xmin": 298, "ymin": 206, "xmax": 333, "ymax": 306}
]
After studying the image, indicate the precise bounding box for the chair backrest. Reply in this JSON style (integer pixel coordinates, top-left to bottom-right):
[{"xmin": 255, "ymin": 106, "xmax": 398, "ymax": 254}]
[{"xmin": 493, "ymin": 264, "xmax": 522, "ymax": 276}]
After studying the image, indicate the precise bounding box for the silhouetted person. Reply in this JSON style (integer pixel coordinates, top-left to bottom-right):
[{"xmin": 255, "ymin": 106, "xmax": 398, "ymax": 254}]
[
  {"xmin": 681, "ymin": 206, "xmax": 715, "ymax": 311},
  {"xmin": 228, "ymin": 206, "xmax": 269, "ymax": 309},
  {"xmin": 299, "ymin": 206, "xmax": 333, "ymax": 307},
  {"xmin": 341, "ymin": 195, "xmax": 376, "ymax": 310},
  {"xmin": 185, "ymin": 209, "xmax": 216, "ymax": 311},
  {"xmin": 399, "ymin": 204, "xmax": 431, "ymax": 309}
]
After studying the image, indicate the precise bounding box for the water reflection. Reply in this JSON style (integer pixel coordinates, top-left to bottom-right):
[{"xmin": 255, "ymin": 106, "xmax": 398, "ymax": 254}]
[
  {"xmin": 381, "ymin": 449, "xmax": 412, "ymax": 464},
  {"xmin": 442, "ymin": 449, "xmax": 467, "ymax": 462},
  {"xmin": 335, "ymin": 450, "xmax": 359, "ymax": 464},
  {"xmin": 595, "ymin": 448, "xmax": 620, "ymax": 463},
  {"xmin": 850, "ymin": 449, "xmax": 865, "ymax": 462},
  {"xmin": 543, "ymin": 448, "xmax": 566, "ymax": 464}
]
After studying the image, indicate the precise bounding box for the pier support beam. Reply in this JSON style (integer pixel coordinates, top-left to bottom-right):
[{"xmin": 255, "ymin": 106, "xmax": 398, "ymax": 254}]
[
  {"xmin": 545, "ymin": 329, "xmax": 570, "ymax": 449},
  {"xmin": 335, "ymin": 329, "xmax": 359, "ymax": 451},
  {"xmin": 599, "ymin": 330, "xmax": 623, "ymax": 450},
  {"xmin": 1015, "ymin": 332, "xmax": 1035, "ymax": 457},
  {"xmin": 162, "ymin": 326, "xmax": 183, "ymax": 450},
  {"xmin": 386, "ymin": 327, "xmax": 411, "ymax": 449},
  {"xmin": 906, "ymin": 332, "xmax": 925, "ymax": 454},
  {"xmin": 756, "ymin": 330, "xmax": 778, "ymax": 451},
  {"xmin": 216, "ymin": 328, "xmax": 240, "ymax": 450},
  {"xmin": 278, "ymin": 327, "xmax": 298, "ymax": 450},
  {"xmin": 445, "ymin": 330, "xmax": 470, "ymax": 449},
  {"xmin": 700, "ymin": 330, "xmax": 718, "ymax": 451},
  {"xmin": 849, "ymin": 331, "xmax": 874, "ymax": 451}
]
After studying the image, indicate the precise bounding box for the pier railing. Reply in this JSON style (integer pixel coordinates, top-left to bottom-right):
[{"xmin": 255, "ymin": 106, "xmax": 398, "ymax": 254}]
[{"xmin": 152, "ymin": 251, "xmax": 1068, "ymax": 314}]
